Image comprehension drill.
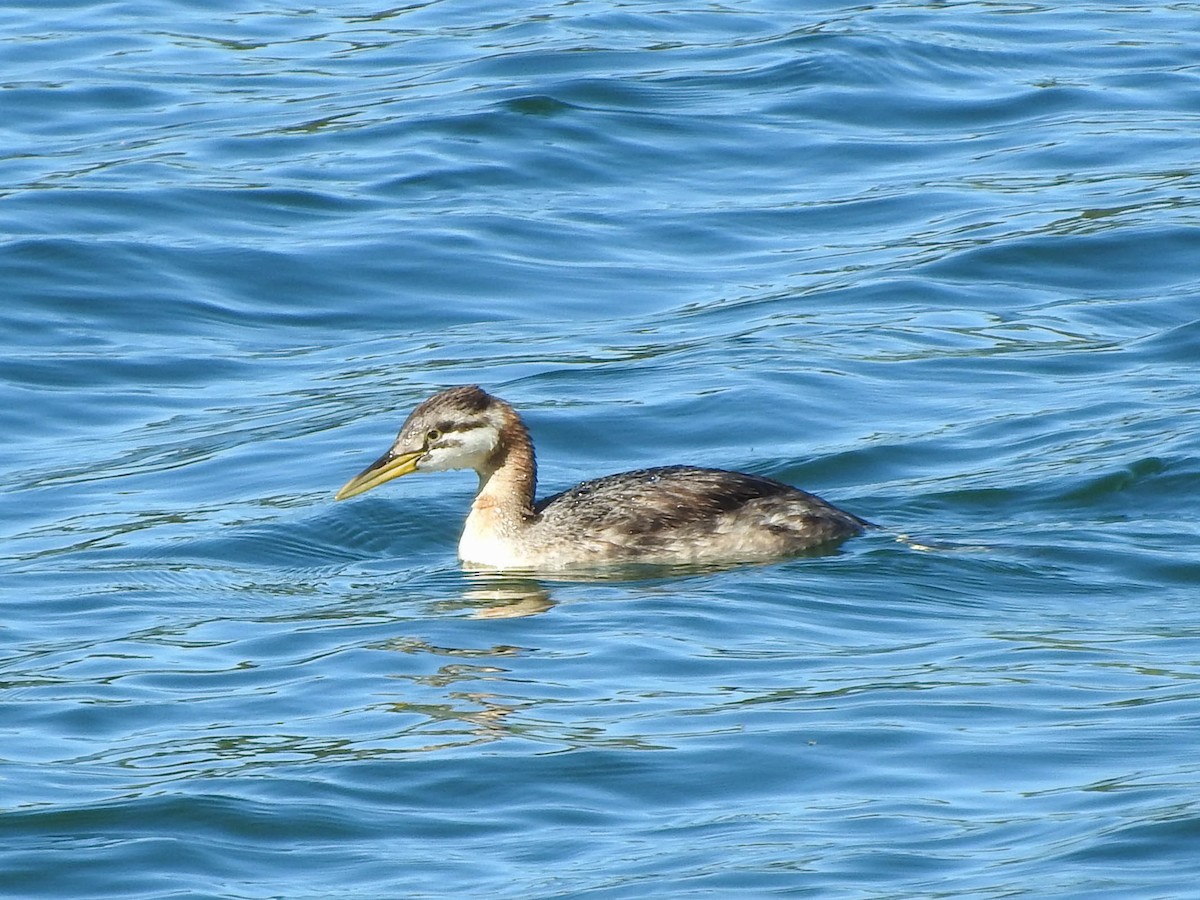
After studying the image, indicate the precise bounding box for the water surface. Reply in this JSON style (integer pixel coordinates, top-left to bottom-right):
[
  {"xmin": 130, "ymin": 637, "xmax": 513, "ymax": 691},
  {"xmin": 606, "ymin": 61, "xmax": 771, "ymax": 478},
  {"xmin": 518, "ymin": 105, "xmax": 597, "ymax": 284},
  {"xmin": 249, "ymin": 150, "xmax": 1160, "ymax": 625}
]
[{"xmin": 3, "ymin": 1, "xmax": 1200, "ymax": 897}]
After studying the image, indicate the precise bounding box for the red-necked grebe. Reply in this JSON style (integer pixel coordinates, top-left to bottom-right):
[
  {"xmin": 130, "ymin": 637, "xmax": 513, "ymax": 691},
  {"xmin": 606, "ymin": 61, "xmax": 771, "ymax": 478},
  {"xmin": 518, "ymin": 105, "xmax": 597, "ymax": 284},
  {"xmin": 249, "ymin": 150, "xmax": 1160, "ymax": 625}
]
[{"xmin": 335, "ymin": 385, "xmax": 870, "ymax": 569}]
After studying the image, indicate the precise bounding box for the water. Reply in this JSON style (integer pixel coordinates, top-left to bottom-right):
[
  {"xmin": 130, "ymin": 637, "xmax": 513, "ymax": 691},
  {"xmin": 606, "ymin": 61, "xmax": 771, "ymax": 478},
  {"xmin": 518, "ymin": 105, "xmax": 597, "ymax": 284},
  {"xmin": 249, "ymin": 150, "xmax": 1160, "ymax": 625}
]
[{"xmin": 4, "ymin": 1, "xmax": 1200, "ymax": 896}]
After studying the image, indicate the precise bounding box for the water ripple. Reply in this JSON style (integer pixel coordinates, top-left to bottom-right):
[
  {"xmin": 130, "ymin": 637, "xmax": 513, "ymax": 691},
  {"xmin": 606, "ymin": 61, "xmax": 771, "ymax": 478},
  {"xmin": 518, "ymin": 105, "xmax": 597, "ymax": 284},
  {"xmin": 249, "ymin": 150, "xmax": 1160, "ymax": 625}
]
[{"xmin": 5, "ymin": 1, "xmax": 1200, "ymax": 897}]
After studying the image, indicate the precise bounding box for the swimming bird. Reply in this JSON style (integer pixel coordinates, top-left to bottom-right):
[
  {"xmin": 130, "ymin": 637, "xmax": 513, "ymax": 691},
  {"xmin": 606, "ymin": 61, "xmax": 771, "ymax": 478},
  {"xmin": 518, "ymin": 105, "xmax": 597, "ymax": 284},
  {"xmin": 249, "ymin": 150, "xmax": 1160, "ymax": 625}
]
[{"xmin": 335, "ymin": 385, "xmax": 870, "ymax": 569}]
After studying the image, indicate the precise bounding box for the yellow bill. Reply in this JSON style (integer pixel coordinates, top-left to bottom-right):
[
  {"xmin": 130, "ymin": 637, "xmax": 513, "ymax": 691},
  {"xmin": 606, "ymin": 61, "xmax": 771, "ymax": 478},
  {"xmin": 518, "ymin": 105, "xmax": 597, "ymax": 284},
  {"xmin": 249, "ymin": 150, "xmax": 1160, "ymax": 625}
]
[{"xmin": 334, "ymin": 448, "xmax": 424, "ymax": 500}]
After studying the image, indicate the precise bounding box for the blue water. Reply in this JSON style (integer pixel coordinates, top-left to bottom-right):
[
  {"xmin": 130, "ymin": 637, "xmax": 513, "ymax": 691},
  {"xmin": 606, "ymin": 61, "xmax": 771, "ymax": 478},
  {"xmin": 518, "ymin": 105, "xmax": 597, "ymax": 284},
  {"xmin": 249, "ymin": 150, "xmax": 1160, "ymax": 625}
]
[{"xmin": 4, "ymin": 1, "xmax": 1200, "ymax": 896}]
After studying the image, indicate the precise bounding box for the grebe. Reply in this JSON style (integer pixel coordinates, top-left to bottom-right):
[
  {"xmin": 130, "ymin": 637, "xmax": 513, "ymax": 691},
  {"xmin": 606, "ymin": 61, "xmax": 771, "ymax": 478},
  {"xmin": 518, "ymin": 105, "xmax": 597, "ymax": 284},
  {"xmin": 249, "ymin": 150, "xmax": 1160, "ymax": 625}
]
[{"xmin": 335, "ymin": 385, "xmax": 870, "ymax": 569}]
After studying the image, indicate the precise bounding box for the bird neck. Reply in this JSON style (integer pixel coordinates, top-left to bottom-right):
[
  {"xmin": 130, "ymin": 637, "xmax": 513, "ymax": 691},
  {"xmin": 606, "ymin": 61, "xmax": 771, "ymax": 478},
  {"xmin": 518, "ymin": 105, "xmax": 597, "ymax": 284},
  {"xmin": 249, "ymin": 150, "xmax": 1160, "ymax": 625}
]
[{"xmin": 471, "ymin": 404, "xmax": 538, "ymax": 522}]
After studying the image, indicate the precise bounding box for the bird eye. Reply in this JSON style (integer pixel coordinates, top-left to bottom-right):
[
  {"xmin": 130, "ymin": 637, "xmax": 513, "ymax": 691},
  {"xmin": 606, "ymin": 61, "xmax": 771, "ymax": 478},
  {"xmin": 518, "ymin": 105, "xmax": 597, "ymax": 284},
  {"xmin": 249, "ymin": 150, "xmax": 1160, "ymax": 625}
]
[{"xmin": 426, "ymin": 428, "xmax": 441, "ymax": 443}]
